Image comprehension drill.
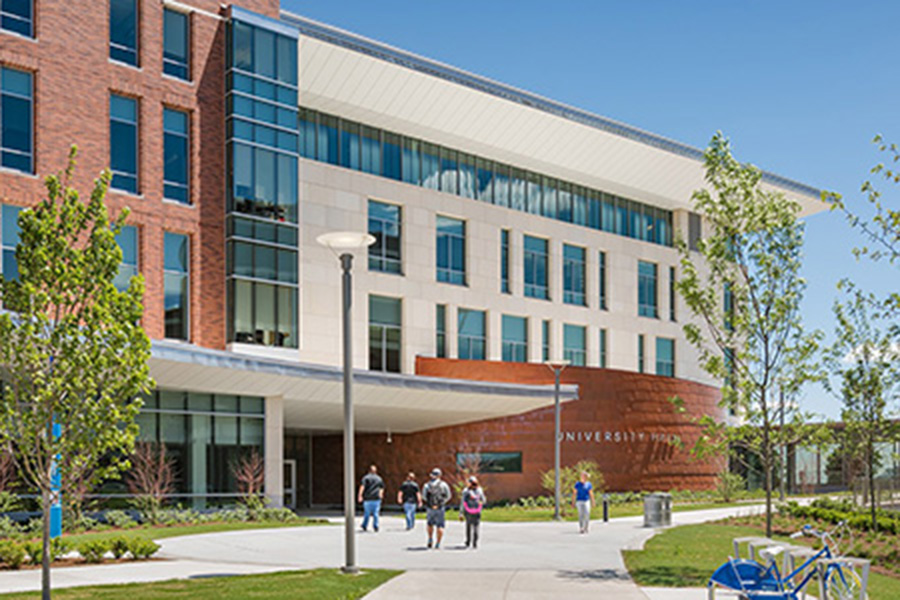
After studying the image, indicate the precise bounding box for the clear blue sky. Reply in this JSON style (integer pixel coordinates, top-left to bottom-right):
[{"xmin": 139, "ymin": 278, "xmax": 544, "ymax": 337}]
[{"xmin": 281, "ymin": 0, "xmax": 899, "ymax": 417}]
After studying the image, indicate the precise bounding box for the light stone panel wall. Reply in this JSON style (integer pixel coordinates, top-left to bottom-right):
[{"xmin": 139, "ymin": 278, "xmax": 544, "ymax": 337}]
[{"xmin": 233, "ymin": 158, "xmax": 715, "ymax": 388}]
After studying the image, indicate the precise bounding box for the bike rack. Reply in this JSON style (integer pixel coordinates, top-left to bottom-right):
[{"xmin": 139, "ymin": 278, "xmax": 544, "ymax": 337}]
[
  {"xmin": 785, "ymin": 547, "xmax": 819, "ymax": 600},
  {"xmin": 815, "ymin": 557, "xmax": 871, "ymax": 600},
  {"xmin": 733, "ymin": 536, "xmax": 777, "ymax": 561}
]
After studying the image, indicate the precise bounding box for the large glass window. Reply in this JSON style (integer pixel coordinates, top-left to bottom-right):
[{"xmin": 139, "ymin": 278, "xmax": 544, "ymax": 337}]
[
  {"xmin": 436, "ymin": 215, "xmax": 465, "ymax": 285},
  {"xmin": 369, "ymin": 295, "xmax": 401, "ymax": 373},
  {"xmin": 164, "ymin": 232, "xmax": 189, "ymax": 340},
  {"xmin": 563, "ymin": 324, "xmax": 586, "ymax": 366},
  {"xmin": 1, "ymin": 0, "xmax": 32, "ymax": 36},
  {"xmin": 0, "ymin": 67, "xmax": 32, "ymax": 173},
  {"xmin": 563, "ymin": 244, "xmax": 586, "ymax": 306},
  {"xmin": 724, "ymin": 282, "xmax": 734, "ymax": 332},
  {"xmin": 598, "ymin": 251, "xmax": 608, "ymax": 310},
  {"xmin": 368, "ymin": 200, "xmax": 401, "ymax": 274},
  {"xmin": 163, "ymin": 107, "xmax": 189, "ymax": 203},
  {"xmin": 458, "ymin": 308, "xmax": 485, "ymax": 360},
  {"xmin": 638, "ymin": 260, "xmax": 658, "ymax": 318},
  {"xmin": 1, "ymin": 204, "xmax": 21, "ymax": 281},
  {"xmin": 524, "ymin": 235, "xmax": 549, "ymax": 299},
  {"xmin": 114, "ymin": 225, "xmax": 139, "ymax": 291},
  {"xmin": 456, "ymin": 452, "xmax": 521, "ymax": 473},
  {"xmin": 110, "ymin": 0, "xmax": 138, "ymax": 66},
  {"xmin": 688, "ymin": 212, "xmax": 702, "ymax": 251},
  {"xmin": 436, "ymin": 304, "xmax": 446, "ymax": 358},
  {"xmin": 163, "ymin": 8, "xmax": 190, "ymax": 80},
  {"xmin": 542, "ymin": 320, "xmax": 550, "ymax": 362},
  {"xmin": 501, "ymin": 315, "xmax": 527, "ymax": 363},
  {"xmin": 656, "ymin": 337, "xmax": 675, "ymax": 377},
  {"xmin": 500, "ymin": 229, "xmax": 510, "ymax": 294},
  {"xmin": 599, "ymin": 329, "xmax": 607, "ymax": 368},
  {"xmin": 110, "ymin": 94, "xmax": 138, "ymax": 193}
]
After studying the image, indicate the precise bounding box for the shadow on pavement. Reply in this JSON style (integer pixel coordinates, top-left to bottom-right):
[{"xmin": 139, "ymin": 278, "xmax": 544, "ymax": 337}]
[{"xmin": 556, "ymin": 569, "xmax": 633, "ymax": 582}]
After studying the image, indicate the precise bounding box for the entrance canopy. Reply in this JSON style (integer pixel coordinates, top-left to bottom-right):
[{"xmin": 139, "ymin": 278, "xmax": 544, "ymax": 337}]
[{"xmin": 150, "ymin": 340, "xmax": 578, "ymax": 433}]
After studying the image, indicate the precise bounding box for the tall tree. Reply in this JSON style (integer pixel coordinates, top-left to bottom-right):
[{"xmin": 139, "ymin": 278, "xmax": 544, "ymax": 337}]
[
  {"xmin": 674, "ymin": 133, "xmax": 823, "ymax": 537},
  {"xmin": 0, "ymin": 148, "xmax": 152, "ymax": 599},
  {"xmin": 824, "ymin": 283, "xmax": 900, "ymax": 531}
]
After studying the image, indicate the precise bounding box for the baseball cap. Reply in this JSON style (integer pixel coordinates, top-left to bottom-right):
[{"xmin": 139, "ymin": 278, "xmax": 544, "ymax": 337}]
[{"xmin": 431, "ymin": 467, "xmax": 441, "ymax": 476}]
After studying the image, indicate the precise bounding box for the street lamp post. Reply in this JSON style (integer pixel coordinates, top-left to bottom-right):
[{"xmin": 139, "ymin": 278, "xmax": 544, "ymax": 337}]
[
  {"xmin": 317, "ymin": 231, "xmax": 375, "ymax": 575},
  {"xmin": 545, "ymin": 360, "xmax": 569, "ymax": 521}
]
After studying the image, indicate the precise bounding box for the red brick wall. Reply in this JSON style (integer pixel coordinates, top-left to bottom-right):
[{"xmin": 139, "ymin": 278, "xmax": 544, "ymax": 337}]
[
  {"xmin": 312, "ymin": 358, "xmax": 724, "ymax": 505},
  {"xmin": 0, "ymin": 0, "xmax": 279, "ymax": 349}
]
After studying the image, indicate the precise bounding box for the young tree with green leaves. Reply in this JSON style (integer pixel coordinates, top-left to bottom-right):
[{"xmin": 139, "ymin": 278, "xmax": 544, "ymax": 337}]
[
  {"xmin": 0, "ymin": 148, "xmax": 153, "ymax": 599},
  {"xmin": 673, "ymin": 133, "xmax": 823, "ymax": 537},
  {"xmin": 824, "ymin": 283, "xmax": 900, "ymax": 531}
]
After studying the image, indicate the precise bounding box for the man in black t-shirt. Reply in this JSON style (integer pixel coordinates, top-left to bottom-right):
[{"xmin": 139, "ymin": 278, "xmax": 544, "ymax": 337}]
[
  {"xmin": 357, "ymin": 465, "xmax": 385, "ymax": 532},
  {"xmin": 396, "ymin": 472, "xmax": 422, "ymax": 530}
]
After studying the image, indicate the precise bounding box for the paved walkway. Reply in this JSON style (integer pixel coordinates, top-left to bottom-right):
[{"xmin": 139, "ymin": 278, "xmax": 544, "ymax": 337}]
[{"xmin": 0, "ymin": 505, "xmax": 765, "ymax": 598}]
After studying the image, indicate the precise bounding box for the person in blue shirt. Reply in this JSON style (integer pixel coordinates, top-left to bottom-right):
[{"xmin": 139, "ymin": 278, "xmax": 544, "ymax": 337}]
[{"xmin": 572, "ymin": 471, "xmax": 596, "ymax": 534}]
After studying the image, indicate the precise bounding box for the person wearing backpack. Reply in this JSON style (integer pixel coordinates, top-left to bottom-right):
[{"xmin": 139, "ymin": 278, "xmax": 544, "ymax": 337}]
[
  {"xmin": 422, "ymin": 467, "xmax": 451, "ymax": 549},
  {"xmin": 458, "ymin": 475, "xmax": 486, "ymax": 549}
]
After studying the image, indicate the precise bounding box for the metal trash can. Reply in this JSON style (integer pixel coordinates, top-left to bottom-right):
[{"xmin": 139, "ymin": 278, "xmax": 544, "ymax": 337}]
[{"xmin": 643, "ymin": 492, "xmax": 672, "ymax": 527}]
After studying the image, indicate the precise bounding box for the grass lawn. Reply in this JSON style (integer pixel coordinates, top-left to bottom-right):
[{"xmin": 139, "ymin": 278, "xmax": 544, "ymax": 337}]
[
  {"xmin": 61, "ymin": 518, "xmax": 329, "ymax": 546},
  {"xmin": 420, "ymin": 500, "xmax": 751, "ymax": 522},
  {"xmin": 622, "ymin": 523, "xmax": 900, "ymax": 600},
  {"xmin": 0, "ymin": 568, "xmax": 402, "ymax": 599}
]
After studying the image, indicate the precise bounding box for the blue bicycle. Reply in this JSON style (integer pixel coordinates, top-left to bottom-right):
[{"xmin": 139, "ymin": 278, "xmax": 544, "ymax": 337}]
[{"xmin": 708, "ymin": 520, "xmax": 869, "ymax": 600}]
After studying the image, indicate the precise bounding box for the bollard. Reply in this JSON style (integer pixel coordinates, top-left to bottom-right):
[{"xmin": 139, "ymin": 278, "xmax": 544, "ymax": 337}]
[{"xmin": 602, "ymin": 493, "xmax": 609, "ymax": 523}]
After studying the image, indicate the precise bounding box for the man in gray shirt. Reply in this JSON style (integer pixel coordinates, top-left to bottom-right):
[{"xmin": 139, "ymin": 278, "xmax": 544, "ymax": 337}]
[{"xmin": 422, "ymin": 467, "xmax": 451, "ymax": 549}]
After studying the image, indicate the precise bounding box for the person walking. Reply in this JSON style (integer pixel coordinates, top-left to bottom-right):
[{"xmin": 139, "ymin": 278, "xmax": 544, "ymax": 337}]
[
  {"xmin": 573, "ymin": 470, "xmax": 596, "ymax": 534},
  {"xmin": 397, "ymin": 471, "xmax": 422, "ymax": 530},
  {"xmin": 422, "ymin": 467, "xmax": 451, "ymax": 549},
  {"xmin": 458, "ymin": 475, "xmax": 486, "ymax": 549},
  {"xmin": 358, "ymin": 464, "xmax": 384, "ymax": 532}
]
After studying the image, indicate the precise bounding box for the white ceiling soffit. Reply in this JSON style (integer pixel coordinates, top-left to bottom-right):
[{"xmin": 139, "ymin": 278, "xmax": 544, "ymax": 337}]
[
  {"xmin": 149, "ymin": 341, "xmax": 577, "ymax": 434},
  {"xmin": 283, "ymin": 11, "xmax": 824, "ymax": 217}
]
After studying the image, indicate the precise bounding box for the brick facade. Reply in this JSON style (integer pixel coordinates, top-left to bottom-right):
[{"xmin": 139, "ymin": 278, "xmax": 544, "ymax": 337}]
[
  {"xmin": 312, "ymin": 358, "xmax": 724, "ymax": 505},
  {"xmin": 0, "ymin": 0, "xmax": 279, "ymax": 349}
]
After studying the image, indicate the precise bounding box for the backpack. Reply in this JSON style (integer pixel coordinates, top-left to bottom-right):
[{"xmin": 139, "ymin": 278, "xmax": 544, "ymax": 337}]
[
  {"xmin": 462, "ymin": 488, "xmax": 483, "ymax": 515},
  {"xmin": 424, "ymin": 480, "xmax": 449, "ymax": 507}
]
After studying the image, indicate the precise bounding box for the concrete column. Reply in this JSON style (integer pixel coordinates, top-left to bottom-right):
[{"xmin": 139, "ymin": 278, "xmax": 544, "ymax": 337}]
[
  {"xmin": 550, "ymin": 319, "xmax": 563, "ymax": 362},
  {"xmin": 487, "ymin": 310, "xmax": 502, "ymax": 361},
  {"xmin": 528, "ymin": 317, "xmax": 543, "ymax": 363},
  {"xmin": 587, "ymin": 325, "xmax": 600, "ymax": 368},
  {"xmin": 586, "ymin": 248, "xmax": 598, "ymax": 311},
  {"xmin": 549, "ymin": 238, "xmax": 563, "ymax": 304},
  {"xmin": 447, "ymin": 304, "xmax": 459, "ymax": 358},
  {"xmin": 264, "ymin": 396, "xmax": 284, "ymax": 508},
  {"xmin": 188, "ymin": 414, "xmax": 210, "ymax": 510},
  {"xmin": 511, "ymin": 229, "xmax": 523, "ymax": 296}
]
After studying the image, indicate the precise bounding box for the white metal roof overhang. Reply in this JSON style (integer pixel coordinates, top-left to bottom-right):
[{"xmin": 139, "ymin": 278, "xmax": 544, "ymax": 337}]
[
  {"xmin": 282, "ymin": 11, "xmax": 825, "ymax": 217},
  {"xmin": 150, "ymin": 340, "xmax": 578, "ymax": 433}
]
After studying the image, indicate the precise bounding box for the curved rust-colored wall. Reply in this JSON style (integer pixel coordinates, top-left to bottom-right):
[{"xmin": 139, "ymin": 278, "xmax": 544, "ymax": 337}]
[{"xmin": 312, "ymin": 358, "xmax": 724, "ymax": 505}]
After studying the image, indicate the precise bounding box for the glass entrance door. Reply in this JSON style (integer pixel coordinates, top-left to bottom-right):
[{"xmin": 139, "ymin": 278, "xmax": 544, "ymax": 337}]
[{"xmin": 284, "ymin": 459, "xmax": 297, "ymax": 510}]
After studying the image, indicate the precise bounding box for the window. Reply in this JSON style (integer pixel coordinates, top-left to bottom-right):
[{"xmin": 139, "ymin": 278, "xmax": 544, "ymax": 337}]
[
  {"xmin": 436, "ymin": 304, "xmax": 446, "ymax": 358},
  {"xmin": 456, "ymin": 452, "xmax": 522, "ymax": 473},
  {"xmin": 500, "ymin": 229, "xmax": 510, "ymax": 294},
  {"xmin": 164, "ymin": 232, "xmax": 189, "ymax": 340},
  {"xmin": 110, "ymin": 0, "xmax": 138, "ymax": 66},
  {"xmin": 1, "ymin": 0, "xmax": 32, "ymax": 36},
  {"xmin": 369, "ymin": 295, "xmax": 401, "ymax": 373},
  {"xmin": 599, "ymin": 329, "xmax": 607, "ymax": 368},
  {"xmin": 724, "ymin": 282, "xmax": 734, "ymax": 332},
  {"xmin": 1, "ymin": 204, "xmax": 21, "ymax": 281},
  {"xmin": 669, "ymin": 266, "xmax": 676, "ymax": 321},
  {"xmin": 656, "ymin": 337, "xmax": 675, "ymax": 377},
  {"xmin": 1, "ymin": 67, "xmax": 32, "ymax": 173},
  {"xmin": 563, "ymin": 324, "xmax": 586, "ymax": 366},
  {"xmin": 688, "ymin": 212, "xmax": 702, "ymax": 252},
  {"xmin": 501, "ymin": 315, "xmax": 527, "ymax": 362},
  {"xmin": 638, "ymin": 260, "xmax": 658, "ymax": 318},
  {"xmin": 638, "ymin": 334, "xmax": 645, "ymax": 373},
  {"xmin": 542, "ymin": 319, "xmax": 550, "ymax": 362},
  {"xmin": 368, "ymin": 200, "xmax": 401, "ymax": 274},
  {"xmin": 114, "ymin": 225, "xmax": 138, "ymax": 291},
  {"xmin": 436, "ymin": 215, "xmax": 465, "ymax": 285},
  {"xmin": 110, "ymin": 94, "xmax": 138, "ymax": 193},
  {"xmin": 598, "ymin": 251, "xmax": 607, "ymax": 310},
  {"xmin": 163, "ymin": 107, "xmax": 189, "ymax": 203},
  {"xmin": 524, "ymin": 235, "xmax": 549, "ymax": 299},
  {"xmin": 563, "ymin": 244, "xmax": 586, "ymax": 306},
  {"xmin": 163, "ymin": 8, "xmax": 189, "ymax": 80},
  {"xmin": 458, "ymin": 308, "xmax": 485, "ymax": 360}
]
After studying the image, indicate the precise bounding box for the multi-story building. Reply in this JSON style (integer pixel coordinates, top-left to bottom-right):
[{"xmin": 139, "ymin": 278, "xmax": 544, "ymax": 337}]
[{"xmin": 0, "ymin": 1, "xmax": 822, "ymax": 507}]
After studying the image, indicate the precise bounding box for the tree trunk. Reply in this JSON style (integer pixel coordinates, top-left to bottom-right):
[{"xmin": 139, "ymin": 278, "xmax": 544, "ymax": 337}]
[
  {"xmin": 41, "ymin": 487, "xmax": 51, "ymax": 600},
  {"xmin": 765, "ymin": 450, "xmax": 773, "ymax": 539},
  {"xmin": 869, "ymin": 439, "xmax": 877, "ymax": 533}
]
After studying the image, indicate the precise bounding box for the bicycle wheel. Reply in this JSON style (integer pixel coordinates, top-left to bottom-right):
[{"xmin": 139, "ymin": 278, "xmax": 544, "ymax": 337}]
[{"xmin": 825, "ymin": 566, "xmax": 865, "ymax": 600}]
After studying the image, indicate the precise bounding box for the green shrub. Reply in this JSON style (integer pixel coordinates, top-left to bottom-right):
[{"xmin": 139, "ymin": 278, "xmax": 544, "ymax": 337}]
[
  {"xmin": 540, "ymin": 460, "xmax": 605, "ymax": 512},
  {"xmin": 127, "ymin": 538, "xmax": 160, "ymax": 560},
  {"xmin": 105, "ymin": 510, "xmax": 136, "ymax": 529},
  {"xmin": 254, "ymin": 507, "xmax": 298, "ymax": 523},
  {"xmin": 0, "ymin": 516, "xmax": 22, "ymax": 540},
  {"xmin": 716, "ymin": 471, "xmax": 746, "ymax": 503},
  {"xmin": 110, "ymin": 536, "xmax": 130, "ymax": 560},
  {"xmin": 64, "ymin": 514, "xmax": 99, "ymax": 534},
  {"xmin": 0, "ymin": 491, "xmax": 20, "ymax": 513},
  {"xmin": 0, "ymin": 540, "xmax": 25, "ymax": 569},
  {"xmin": 22, "ymin": 540, "xmax": 41, "ymax": 565},
  {"xmin": 25, "ymin": 538, "xmax": 72, "ymax": 565},
  {"xmin": 78, "ymin": 539, "xmax": 110, "ymax": 563}
]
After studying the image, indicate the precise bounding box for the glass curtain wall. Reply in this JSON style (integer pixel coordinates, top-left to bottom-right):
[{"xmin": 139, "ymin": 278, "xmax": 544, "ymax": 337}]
[
  {"xmin": 368, "ymin": 200, "xmax": 401, "ymax": 274},
  {"xmin": 638, "ymin": 261, "xmax": 658, "ymax": 318},
  {"xmin": 226, "ymin": 8, "xmax": 299, "ymax": 348},
  {"xmin": 164, "ymin": 232, "xmax": 189, "ymax": 340},
  {"xmin": 458, "ymin": 308, "xmax": 486, "ymax": 360},
  {"xmin": 563, "ymin": 244, "xmax": 586, "ymax": 306},
  {"xmin": 501, "ymin": 315, "xmax": 527, "ymax": 362},
  {"xmin": 563, "ymin": 324, "xmax": 586, "ymax": 366},
  {"xmin": 656, "ymin": 337, "xmax": 675, "ymax": 377},
  {"xmin": 436, "ymin": 215, "xmax": 466, "ymax": 285},
  {"xmin": 524, "ymin": 235, "xmax": 549, "ymax": 299},
  {"xmin": 297, "ymin": 108, "xmax": 673, "ymax": 248}
]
